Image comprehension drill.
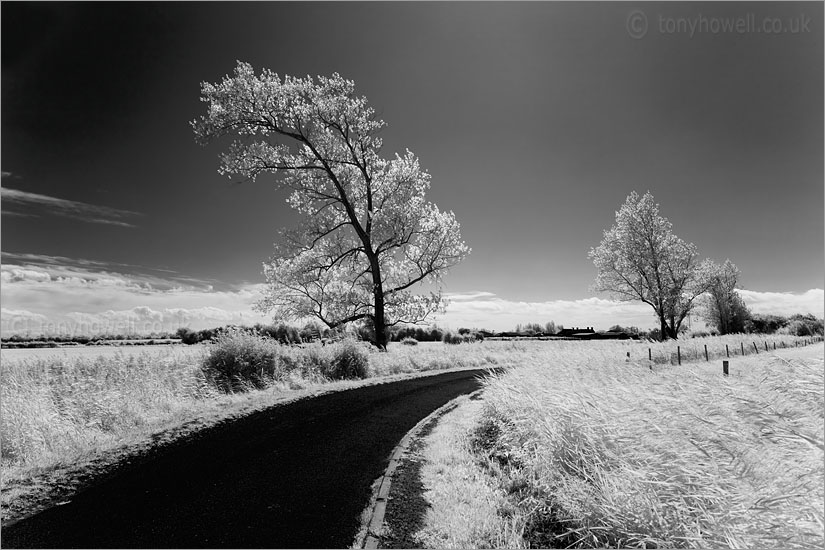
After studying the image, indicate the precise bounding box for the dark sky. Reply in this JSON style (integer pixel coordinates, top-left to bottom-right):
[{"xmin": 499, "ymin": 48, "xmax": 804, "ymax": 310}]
[{"xmin": 1, "ymin": 2, "xmax": 823, "ymax": 332}]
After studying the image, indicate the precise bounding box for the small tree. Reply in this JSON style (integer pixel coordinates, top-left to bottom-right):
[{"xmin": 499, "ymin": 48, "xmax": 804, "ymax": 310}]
[
  {"xmin": 589, "ymin": 191, "xmax": 713, "ymax": 340},
  {"xmin": 193, "ymin": 62, "xmax": 470, "ymax": 349},
  {"xmin": 700, "ymin": 259, "xmax": 751, "ymax": 334}
]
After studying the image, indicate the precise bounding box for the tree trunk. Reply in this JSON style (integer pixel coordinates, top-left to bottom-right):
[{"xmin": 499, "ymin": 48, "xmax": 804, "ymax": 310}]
[
  {"xmin": 370, "ymin": 267, "xmax": 389, "ymax": 351},
  {"xmin": 365, "ymin": 250, "xmax": 389, "ymax": 351},
  {"xmin": 372, "ymin": 291, "xmax": 388, "ymax": 351},
  {"xmin": 659, "ymin": 317, "xmax": 669, "ymax": 342}
]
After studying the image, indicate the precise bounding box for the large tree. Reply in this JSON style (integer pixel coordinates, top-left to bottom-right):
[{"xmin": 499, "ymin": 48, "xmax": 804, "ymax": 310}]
[
  {"xmin": 589, "ymin": 191, "xmax": 713, "ymax": 340},
  {"xmin": 192, "ymin": 62, "xmax": 469, "ymax": 349},
  {"xmin": 700, "ymin": 259, "xmax": 751, "ymax": 334}
]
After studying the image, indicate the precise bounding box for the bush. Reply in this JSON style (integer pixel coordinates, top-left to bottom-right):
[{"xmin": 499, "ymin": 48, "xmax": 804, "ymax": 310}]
[
  {"xmin": 442, "ymin": 330, "xmax": 480, "ymax": 344},
  {"xmin": 442, "ymin": 331, "xmax": 463, "ymax": 344},
  {"xmin": 745, "ymin": 314, "xmax": 788, "ymax": 334},
  {"xmin": 401, "ymin": 337, "xmax": 419, "ymax": 346},
  {"xmin": 201, "ymin": 329, "xmax": 288, "ymax": 392},
  {"xmin": 323, "ymin": 339, "xmax": 370, "ymax": 380},
  {"xmin": 256, "ymin": 323, "xmax": 302, "ymax": 345},
  {"xmin": 780, "ymin": 315, "xmax": 823, "ymax": 337}
]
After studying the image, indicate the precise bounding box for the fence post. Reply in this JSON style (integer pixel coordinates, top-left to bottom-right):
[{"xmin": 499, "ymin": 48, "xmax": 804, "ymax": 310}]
[
  {"xmin": 773, "ymin": 342, "xmax": 776, "ymax": 350},
  {"xmin": 626, "ymin": 351, "xmax": 630, "ymax": 362},
  {"xmin": 765, "ymin": 341, "xmax": 768, "ymax": 352},
  {"xmin": 677, "ymin": 346, "xmax": 681, "ymax": 365},
  {"xmin": 741, "ymin": 342, "xmax": 745, "ymax": 355},
  {"xmin": 726, "ymin": 344, "xmax": 730, "ymax": 358},
  {"xmin": 723, "ymin": 360, "xmax": 729, "ymax": 376},
  {"xmin": 649, "ymin": 348, "xmax": 652, "ymax": 361},
  {"xmin": 753, "ymin": 342, "xmax": 759, "ymax": 354},
  {"xmin": 704, "ymin": 344, "xmax": 709, "ymax": 361}
]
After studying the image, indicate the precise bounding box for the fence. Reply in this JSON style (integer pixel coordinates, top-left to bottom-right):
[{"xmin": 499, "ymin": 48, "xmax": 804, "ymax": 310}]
[{"xmin": 633, "ymin": 335, "xmax": 823, "ymax": 367}]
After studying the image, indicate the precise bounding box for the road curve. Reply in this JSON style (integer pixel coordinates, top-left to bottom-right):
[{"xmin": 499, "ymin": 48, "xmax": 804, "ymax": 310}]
[{"xmin": 2, "ymin": 368, "xmax": 497, "ymax": 549}]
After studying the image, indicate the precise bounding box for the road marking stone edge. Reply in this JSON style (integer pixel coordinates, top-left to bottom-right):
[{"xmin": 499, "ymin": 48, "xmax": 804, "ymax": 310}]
[{"xmin": 355, "ymin": 388, "xmax": 483, "ymax": 549}]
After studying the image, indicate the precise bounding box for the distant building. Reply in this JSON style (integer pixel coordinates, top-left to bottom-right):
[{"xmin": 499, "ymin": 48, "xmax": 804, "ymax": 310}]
[{"xmin": 557, "ymin": 326, "xmax": 596, "ymax": 337}]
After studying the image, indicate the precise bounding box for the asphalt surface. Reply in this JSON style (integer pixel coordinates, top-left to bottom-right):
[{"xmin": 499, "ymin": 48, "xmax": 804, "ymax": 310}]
[{"xmin": 1, "ymin": 368, "xmax": 497, "ymax": 549}]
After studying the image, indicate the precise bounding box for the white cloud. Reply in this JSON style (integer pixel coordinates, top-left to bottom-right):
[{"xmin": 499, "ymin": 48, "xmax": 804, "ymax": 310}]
[
  {"xmin": 1, "ymin": 253, "xmax": 821, "ymax": 337},
  {"xmin": 1, "ymin": 268, "xmax": 52, "ymax": 283},
  {"xmin": 445, "ymin": 291, "xmax": 497, "ymax": 302},
  {"xmin": 0, "ymin": 254, "xmax": 215, "ymax": 292},
  {"xmin": 739, "ymin": 288, "xmax": 824, "ymax": 317},
  {"xmin": 0, "ymin": 256, "xmax": 269, "ymax": 336},
  {"xmin": 437, "ymin": 292, "xmax": 654, "ymax": 331},
  {"xmin": 1, "ymin": 187, "xmax": 141, "ymax": 227},
  {"xmin": 435, "ymin": 289, "xmax": 825, "ymax": 332}
]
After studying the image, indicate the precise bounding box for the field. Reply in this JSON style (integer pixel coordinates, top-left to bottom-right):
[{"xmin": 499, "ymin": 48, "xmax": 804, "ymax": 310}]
[
  {"xmin": 0, "ymin": 344, "xmax": 202, "ymax": 363},
  {"xmin": 2, "ymin": 334, "xmax": 821, "ymax": 548},
  {"xmin": 416, "ymin": 336, "xmax": 823, "ymax": 549}
]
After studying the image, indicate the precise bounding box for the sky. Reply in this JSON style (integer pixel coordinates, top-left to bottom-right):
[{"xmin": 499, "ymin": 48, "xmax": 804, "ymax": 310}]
[{"xmin": 1, "ymin": 2, "xmax": 823, "ymax": 336}]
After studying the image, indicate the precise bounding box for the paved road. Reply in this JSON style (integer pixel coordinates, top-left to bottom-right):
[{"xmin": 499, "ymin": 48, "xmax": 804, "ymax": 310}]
[{"xmin": 2, "ymin": 369, "xmax": 497, "ymax": 548}]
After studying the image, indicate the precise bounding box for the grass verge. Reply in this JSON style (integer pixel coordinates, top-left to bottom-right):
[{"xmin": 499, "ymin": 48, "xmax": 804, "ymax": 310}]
[{"xmin": 413, "ymin": 393, "xmax": 524, "ymax": 549}]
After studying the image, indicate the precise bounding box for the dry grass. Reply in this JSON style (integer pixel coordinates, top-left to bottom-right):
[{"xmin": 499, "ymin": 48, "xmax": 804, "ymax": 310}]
[
  {"xmin": 0, "ymin": 339, "xmax": 517, "ymax": 487},
  {"xmin": 3, "ymin": 334, "xmax": 819, "ymax": 545},
  {"xmin": 370, "ymin": 340, "xmax": 506, "ymax": 376},
  {"xmin": 414, "ymin": 394, "xmax": 523, "ymax": 549},
  {"xmin": 1, "ymin": 347, "xmax": 214, "ymax": 473},
  {"xmin": 469, "ymin": 339, "xmax": 823, "ymax": 549}
]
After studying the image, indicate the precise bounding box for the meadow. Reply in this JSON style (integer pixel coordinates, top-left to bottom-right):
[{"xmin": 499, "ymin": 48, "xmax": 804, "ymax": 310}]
[
  {"xmin": 439, "ymin": 336, "xmax": 824, "ymax": 549},
  {"xmin": 2, "ymin": 332, "xmax": 821, "ymax": 547}
]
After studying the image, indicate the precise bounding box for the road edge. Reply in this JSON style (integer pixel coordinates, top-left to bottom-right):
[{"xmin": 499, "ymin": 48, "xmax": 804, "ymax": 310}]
[{"xmin": 352, "ymin": 388, "xmax": 484, "ymax": 549}]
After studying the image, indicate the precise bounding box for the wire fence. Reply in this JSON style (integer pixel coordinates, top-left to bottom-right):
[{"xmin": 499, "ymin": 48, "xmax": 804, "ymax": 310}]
[{"xmin": 635, "ymin": 335, "xmax": 823, "ymax": 366}]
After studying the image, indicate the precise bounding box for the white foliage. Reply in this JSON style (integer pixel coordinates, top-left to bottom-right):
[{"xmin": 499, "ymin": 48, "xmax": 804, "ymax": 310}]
[{"xmin": 192, "ymin": 62, "xmax": 470, "ymax": 341}]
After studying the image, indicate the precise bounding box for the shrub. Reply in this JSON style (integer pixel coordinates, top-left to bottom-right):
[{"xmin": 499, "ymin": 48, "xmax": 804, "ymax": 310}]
[
  {"xmin": 442, "ymin": 330, "xmax": 482, "ymax": 344},
  {"xmin": 176, "ymin": 327, "xmax": 199, "ymax": 345},
  {"xmin": 401, "ymin": 337, "xmax": 419, "ymax": 346},
  {"xmin": 442, "ymin": 331, "xmax": 463, "ymax": 344},
  {"xmin": 323, "ymin": 339, "xmax": 370, "ymax": 380},
  {"xmin": 745, "ymin": 314, "xmax": 788, "ymax": 334},
  {"xmin": 201, "ymin": 329, "xmax": 287, "ymax": 392},
  {"xmin": 784, "ymin": 314, "xmax": 824, "ymax": 336},
  {"xmin": 257, "ymin": 323, "xmax": 302, "ymax": 345}
]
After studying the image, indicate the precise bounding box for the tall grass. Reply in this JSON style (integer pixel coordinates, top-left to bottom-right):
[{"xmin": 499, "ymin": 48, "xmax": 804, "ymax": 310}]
[
  {"xmin": 1, "ymin": 348, "xmax": 213, "ymax": 471},
  {"xmin": 473, "ymin": 341, "xmax": 824, "ymax": 548},
  {"xmin": 1, "ymin": 337, "xmax": 510, "ymax": 482}
]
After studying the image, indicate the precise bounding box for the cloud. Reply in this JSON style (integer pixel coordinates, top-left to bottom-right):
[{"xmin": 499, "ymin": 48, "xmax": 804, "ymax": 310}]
[
  {"xmin": 435, "ymin": 289, "xmax": 825, "ymax": 331},
  {"xmin": 0, "ymin": 253, "xmax": 271, "ymax": 336},
  {"xmin": 1, "ymin": 268, "xmax": 52, "ymax": 283},
  {"xmin": 445, "ymin": 291, "xmax": 497, "ymax": 302},
  {"xmin": 0, "ymin": 252, "xmax": 217, "ymax": 291},
  {"xmin": 1, "ymin": 187, "xmax": 141, "ymax": 228},
  {"xmin": 2, "ymin": 252, "xmax": 821, "ymax": 337},
  {"xmin": 437, "ymin": 292, "xmax": 654, "ymax": 331},
  {"xmin": 739, "ymin": 288, "xmax": 824, "ymax": 317}
]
